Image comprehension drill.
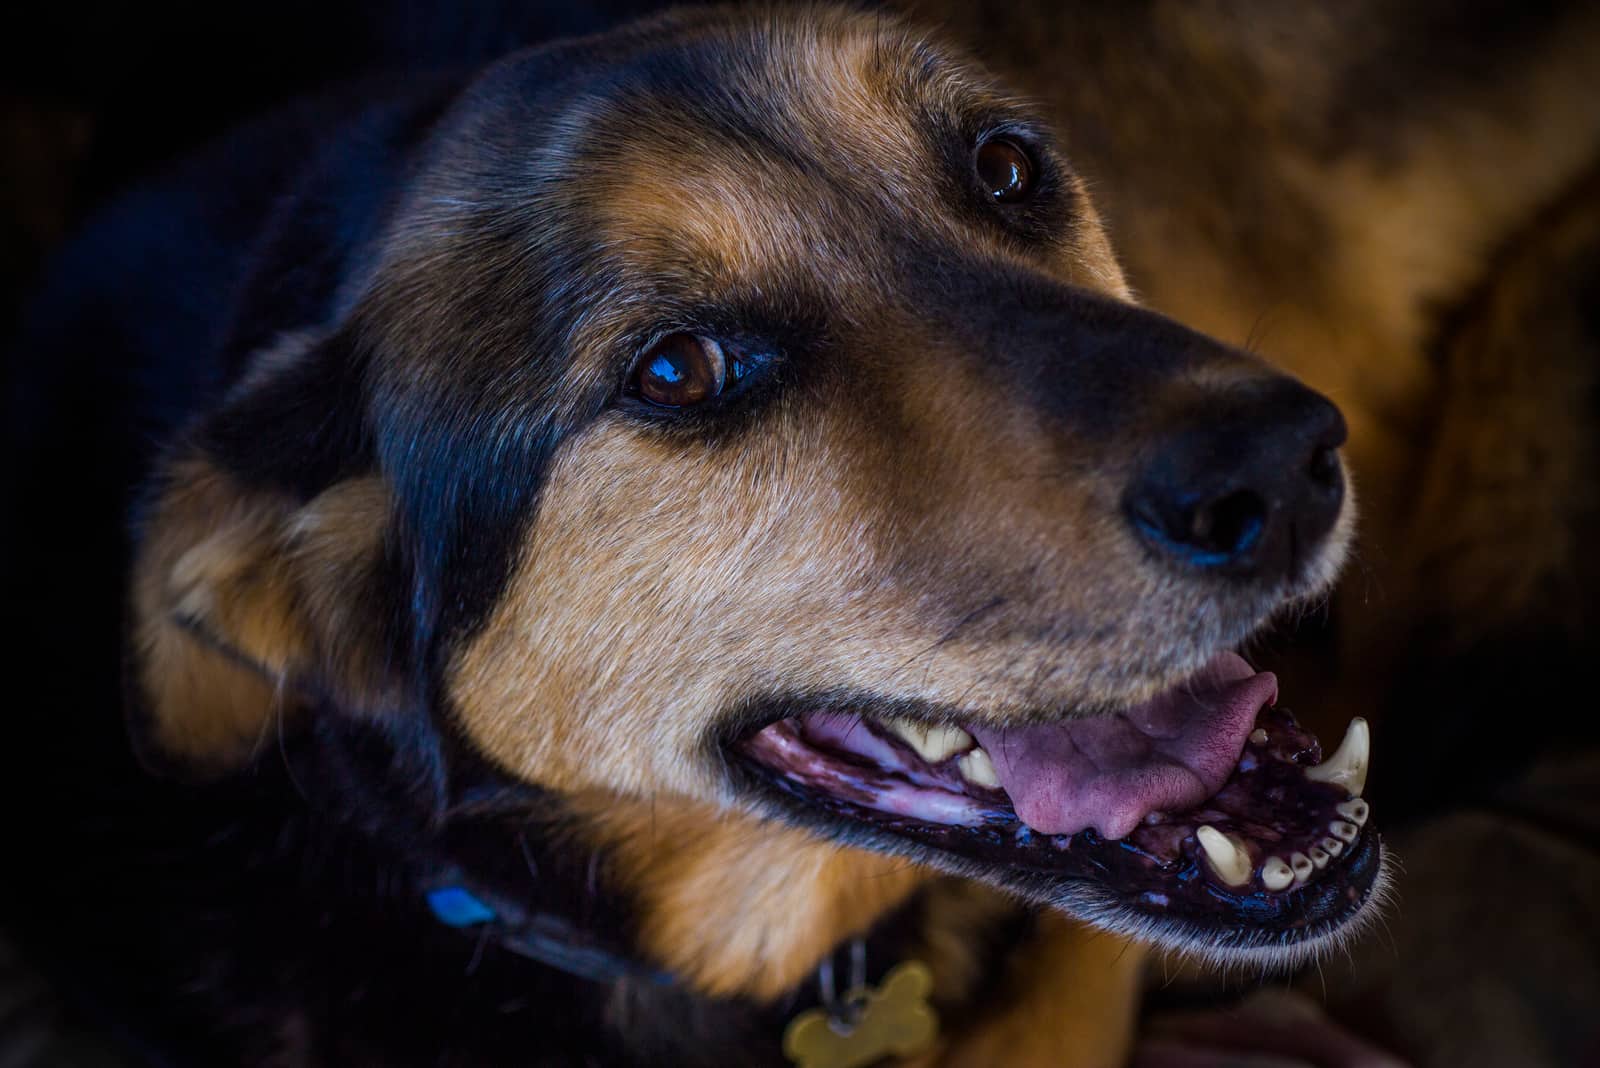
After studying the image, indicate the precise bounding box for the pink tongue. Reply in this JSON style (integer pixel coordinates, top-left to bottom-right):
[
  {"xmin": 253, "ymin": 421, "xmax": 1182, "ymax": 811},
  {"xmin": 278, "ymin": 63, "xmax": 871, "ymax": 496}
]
[{"xmin": 969, "ymin": 653, "xmax": 1277, "ymax": 840}]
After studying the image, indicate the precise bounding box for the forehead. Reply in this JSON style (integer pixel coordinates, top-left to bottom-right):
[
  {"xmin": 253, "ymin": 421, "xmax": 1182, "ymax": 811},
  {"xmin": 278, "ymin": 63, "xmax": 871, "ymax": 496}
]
[{"xmin": 572, "ymin": 14, "xmax": 1039, "ymax": 292}]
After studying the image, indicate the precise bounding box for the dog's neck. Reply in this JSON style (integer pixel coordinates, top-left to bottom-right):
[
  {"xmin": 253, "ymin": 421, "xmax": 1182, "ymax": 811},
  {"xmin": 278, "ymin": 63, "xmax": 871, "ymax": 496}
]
[{"xmin": 308, "ymin": 713, "xmax": 938, "ymax": 1004}]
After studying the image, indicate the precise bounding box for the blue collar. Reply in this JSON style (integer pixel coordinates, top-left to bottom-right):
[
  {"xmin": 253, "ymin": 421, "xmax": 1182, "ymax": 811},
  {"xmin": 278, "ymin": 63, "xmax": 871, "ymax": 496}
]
[{"xmin": 422, "ymin": 878, "xmax": 676, "ymax": 986}]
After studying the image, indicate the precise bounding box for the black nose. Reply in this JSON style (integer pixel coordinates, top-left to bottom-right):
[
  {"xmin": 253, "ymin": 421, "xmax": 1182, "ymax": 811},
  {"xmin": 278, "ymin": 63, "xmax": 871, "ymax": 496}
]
[{"xmin": 1124, "ymin": 380, "xmax": 1347, "ymax": 581}]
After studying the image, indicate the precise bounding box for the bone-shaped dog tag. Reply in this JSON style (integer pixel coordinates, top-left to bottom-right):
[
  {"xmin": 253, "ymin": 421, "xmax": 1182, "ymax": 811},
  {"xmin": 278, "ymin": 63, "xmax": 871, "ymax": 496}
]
[{"xmin": 782, "ymin": 960, "xmax": 939, "ymax": 1068}]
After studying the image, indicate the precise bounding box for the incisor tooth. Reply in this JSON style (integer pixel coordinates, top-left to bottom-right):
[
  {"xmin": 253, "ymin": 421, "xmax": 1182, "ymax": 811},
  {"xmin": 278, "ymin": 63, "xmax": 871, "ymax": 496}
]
[
  {"xmin": 1249, "ymin": 728, "xmax": 1269, "ymax": 746},
  {"xmin": 1305, "ymin": 717, "xmax": 1369, "ymax": 797},
  {"xmin": 1320, "ymin": 836, "xmax": 1344, "ymax": 857},
  {"xmin": 1308, "ymin": 846, "xmax": 1330, "ymax": 868},
  {"xmin": 1289, "ymin": 853, "xmax": 1314, "ymax": 880},
  {"xmin": 1335, "ymin": 798, "xmax": 1370, "ymax": 826},
  {"xmin": 957, "ymin": 747, "xmax": 1001, "ymax": 788},
  {"xmin": 886, "ymin": 718, "xmax": 973, "ymax": 763},
  {"xmin": 1330, "ymin": 819, "xmax": 1359, "ymax": 843},
  {"xmin": 1261, "ymin": 856, "xmax": 1294, "ymax": 891},
  {"xmin": 1196, "ymin": 825, "xmax": 1252, "ymax": 887}
]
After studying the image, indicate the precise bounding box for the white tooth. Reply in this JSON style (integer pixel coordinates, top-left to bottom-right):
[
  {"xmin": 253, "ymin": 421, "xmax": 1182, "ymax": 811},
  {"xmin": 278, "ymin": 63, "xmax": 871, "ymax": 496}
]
[
  {"xmin": 1330, "ymin": 819, "xmax": 1359, "ymax": 843},
  {"xmin": 1289, "ymin": 853, "xmax": 1314, "ymax": 880},
  {"xmin": 886, "ymin": 718, "xmax": 973, "ymax": 763},
  {"xmin": 1335, "ymin": 798, "xmax": 1370, "ymax": 826},
  {"xmin": 1320, "ymin": 836, "xmax": 1344, "ymax": 857},
  {"xmin": 1308, "ymin": 846, "xmax": 1330, "ymax": 869},
  {"xmin": 1261, "ymin": 856, "xmax": 1294, "ymax": 891},
  {"xmin": 1196, "ymin": 825, "xmax": 1252, "ymax": 887},
  {"xmin": 1304, "ymin": 717, "xmax": 1369, "ymax": 797},
  {"xmin": 1249, "ymin": 728, "xmax": 1269, "ymax": 746},
  {"xmin": 957, "ymin": 747, "xmax": 1001, "ymax": 788}
]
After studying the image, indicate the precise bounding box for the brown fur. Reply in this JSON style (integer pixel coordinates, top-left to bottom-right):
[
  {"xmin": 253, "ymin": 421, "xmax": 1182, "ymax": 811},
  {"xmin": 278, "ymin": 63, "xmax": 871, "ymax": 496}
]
[{"xmin": 577, "ymin": 794, "xmax": 932, "ymax": 1000}]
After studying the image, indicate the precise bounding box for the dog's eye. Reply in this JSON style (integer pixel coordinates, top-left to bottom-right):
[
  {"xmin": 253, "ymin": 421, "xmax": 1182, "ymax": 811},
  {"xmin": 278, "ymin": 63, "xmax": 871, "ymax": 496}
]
[
  {"xmin": 631, "ymin": 333, "xmax": 728, "ymax": 408},
  {"xmin": 975, "ymin": 138, "xmax": 1034, "ymax": 203}
]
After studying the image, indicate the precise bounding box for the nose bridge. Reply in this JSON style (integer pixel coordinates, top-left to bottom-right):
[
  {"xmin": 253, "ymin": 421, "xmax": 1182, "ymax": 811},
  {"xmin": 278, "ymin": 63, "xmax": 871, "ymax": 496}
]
[{"xmin": 912, "ymin": 255, "xmax": 1258, "ymax": 441}]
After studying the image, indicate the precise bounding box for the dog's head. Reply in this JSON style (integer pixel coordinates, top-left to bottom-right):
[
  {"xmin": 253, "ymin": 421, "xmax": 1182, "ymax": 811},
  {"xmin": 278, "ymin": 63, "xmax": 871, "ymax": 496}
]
[{"xmin": 132, "ymin": 5, "xmax": 1380, "ymax": 992}]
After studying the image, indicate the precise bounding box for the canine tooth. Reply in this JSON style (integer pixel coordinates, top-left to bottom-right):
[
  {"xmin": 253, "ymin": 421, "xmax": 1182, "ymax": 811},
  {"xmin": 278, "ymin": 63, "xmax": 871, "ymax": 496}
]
[
  {"xmin": 1330, "ymin": 819, "xmax": 1359, "ymax": 843},
  {"xmin": 1304, "ymin": 717, "xmax": 1369, "ymax": 797},
  {"xmin": 1335, "ymin": 798, "xmax": 1370, "ymax": 826},
  {"xmin": 957, "ymin": 747, "xmax": 1002, "ymax": 788},
  {"xmin": 1196, "ymin": 826, "xmax": 1252, "ymax": 888},
  {"xmin": 1320, "ymin": 836, "xmax": 1344, "ymax": 857},
  {"xmin": 1308, "ymin": 846, "xmax": 1330, "ymax": 869},
  {"xmin": 885, "ymin": 718, "xmax": 973, "ymax": 763},
  {"xmin": 1289, "ymin": 853, "xmax": 1315, "ymax": 880},
  {"xmin": 1261, "ymin": 856, "xmax": 1294, "ymax": 891},
  {"xmin": 1249, "ymin": 728, "xmax": 1269, "ymax": 746}
]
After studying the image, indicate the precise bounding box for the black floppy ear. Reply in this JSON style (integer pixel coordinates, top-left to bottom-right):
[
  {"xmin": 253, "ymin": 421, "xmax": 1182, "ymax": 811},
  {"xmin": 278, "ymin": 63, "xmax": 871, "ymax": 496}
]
[{"xmin": 129, "ymin": 332, "xmax": 408, "ymax": 775}]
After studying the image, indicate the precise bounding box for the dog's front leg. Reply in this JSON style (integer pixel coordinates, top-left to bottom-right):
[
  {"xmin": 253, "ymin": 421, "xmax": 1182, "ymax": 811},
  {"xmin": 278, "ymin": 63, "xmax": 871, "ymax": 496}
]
[{"xmin": 918, "ymin": 914, "xmax": 1145, "ymax": 1068}]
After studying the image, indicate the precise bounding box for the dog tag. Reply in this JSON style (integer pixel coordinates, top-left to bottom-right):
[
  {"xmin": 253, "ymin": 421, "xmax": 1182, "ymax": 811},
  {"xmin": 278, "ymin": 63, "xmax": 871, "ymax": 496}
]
[{"xmin": 783, "ymin": 960, "xmax": 938, "ymax": 1068}]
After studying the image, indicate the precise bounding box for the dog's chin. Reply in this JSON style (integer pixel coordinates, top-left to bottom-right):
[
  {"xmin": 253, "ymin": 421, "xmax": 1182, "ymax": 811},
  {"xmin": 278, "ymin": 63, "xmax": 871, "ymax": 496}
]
[{"xmin": 724, "ymin": 650, "xmax": 1387, "ymax": 969}]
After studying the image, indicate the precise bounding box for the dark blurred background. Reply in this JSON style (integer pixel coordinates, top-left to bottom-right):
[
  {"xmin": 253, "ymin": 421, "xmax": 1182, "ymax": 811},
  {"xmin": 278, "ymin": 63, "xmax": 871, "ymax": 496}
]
[{"xmin": 1, "ymin": 1, "xmax": 671, "ymax": 338}]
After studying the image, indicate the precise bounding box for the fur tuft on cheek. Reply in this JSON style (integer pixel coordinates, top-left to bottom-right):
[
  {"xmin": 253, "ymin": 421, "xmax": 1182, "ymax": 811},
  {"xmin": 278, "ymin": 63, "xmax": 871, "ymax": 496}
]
[{"xmin": 130, "ymin": 459, "xmax": 401, "ymax": 774}]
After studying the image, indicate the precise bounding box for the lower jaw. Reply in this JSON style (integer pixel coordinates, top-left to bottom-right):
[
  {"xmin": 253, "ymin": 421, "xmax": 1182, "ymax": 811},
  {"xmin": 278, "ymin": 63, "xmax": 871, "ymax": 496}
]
[{"xmin": 732, "ymin": 706, "xmax": 1386, "ymax": 962}]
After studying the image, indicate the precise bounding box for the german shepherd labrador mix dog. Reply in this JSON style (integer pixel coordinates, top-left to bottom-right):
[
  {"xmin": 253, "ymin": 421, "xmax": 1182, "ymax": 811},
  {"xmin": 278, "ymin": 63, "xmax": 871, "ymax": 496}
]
[{"xmin": 8, "ymin": 5, "xmax": 1394, "ymax": 1065}]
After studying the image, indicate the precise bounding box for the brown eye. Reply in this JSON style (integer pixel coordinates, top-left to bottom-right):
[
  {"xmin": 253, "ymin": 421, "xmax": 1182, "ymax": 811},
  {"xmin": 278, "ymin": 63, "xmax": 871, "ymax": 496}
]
[
  {"xmin": 633, "ymin": 333, "xmax": 727, "ymax": 408},
  {"xmin": 975, "ymin": 138, "xmax": 1034, "ymax": 203}
]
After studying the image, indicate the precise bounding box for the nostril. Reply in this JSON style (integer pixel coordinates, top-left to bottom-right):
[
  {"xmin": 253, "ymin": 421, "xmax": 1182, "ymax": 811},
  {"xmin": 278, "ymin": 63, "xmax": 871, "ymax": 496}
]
[
  {"xmin": 1187, "ymin": 489, "xmax": 1266, "ymax": 558},
  {"xmin": 1129, "ymin": 483, "xmax": 1271, "ymax": 568},
  {"xmin": 1307, "ymin": 444, "xmax": 1341, "ymax": 489}
]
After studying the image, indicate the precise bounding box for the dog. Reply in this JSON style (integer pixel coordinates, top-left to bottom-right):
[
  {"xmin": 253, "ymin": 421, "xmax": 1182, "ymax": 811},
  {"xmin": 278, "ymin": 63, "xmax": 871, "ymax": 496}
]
[{"xmin": 7, "ymin": 2, "xmax": 1597, "ymax": 1065}]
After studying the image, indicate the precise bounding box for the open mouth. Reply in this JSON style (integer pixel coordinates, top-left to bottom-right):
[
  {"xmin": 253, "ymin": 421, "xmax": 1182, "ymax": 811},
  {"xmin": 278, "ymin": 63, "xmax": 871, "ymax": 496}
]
[{"xmin": 732, "ymin": 653, "xmax": 1384, "ymax": 961}]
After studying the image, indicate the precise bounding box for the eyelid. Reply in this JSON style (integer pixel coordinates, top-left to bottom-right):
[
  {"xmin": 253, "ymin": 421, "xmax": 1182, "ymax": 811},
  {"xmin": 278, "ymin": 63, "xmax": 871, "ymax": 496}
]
[{"xmin": 980, "ymin": 121, "xmax": 1053, "ymax": 162}]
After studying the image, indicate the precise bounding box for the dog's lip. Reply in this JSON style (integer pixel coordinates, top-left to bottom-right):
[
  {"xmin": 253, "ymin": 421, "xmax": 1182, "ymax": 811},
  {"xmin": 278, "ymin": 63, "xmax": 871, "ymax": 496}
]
[{"xmin": 725, "ymin": 657, "xmax": 1383, "ymax": 952}]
